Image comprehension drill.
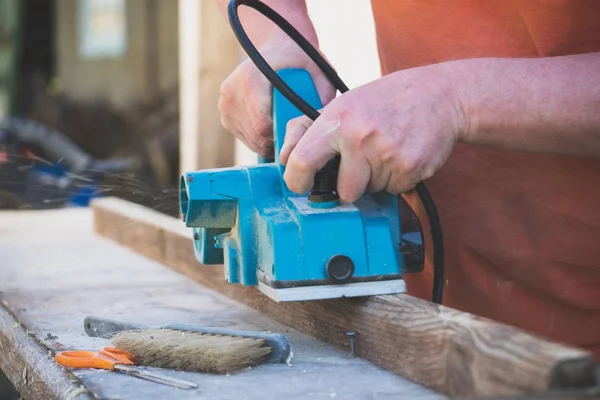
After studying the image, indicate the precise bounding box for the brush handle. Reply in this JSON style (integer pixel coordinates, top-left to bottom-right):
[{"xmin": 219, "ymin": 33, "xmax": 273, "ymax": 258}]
[
  {"xmin": 84, "ymin": 316, "xmax": 147, "ymax": 337},
  {"xmin": 84, "ymin": 316, "xmax": 293, "ymax": 364}
]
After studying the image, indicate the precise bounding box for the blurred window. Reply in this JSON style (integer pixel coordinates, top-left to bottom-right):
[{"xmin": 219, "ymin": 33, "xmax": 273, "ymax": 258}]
[{"xmin": 78, "ymin": 0, "xmax": 127, "ymax": 59}]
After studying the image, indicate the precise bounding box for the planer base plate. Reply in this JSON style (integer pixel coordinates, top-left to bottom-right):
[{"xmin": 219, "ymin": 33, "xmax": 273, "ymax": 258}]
[{"xmin": 257, "ymin": 279, "xmax": 407, "ymax": 302}]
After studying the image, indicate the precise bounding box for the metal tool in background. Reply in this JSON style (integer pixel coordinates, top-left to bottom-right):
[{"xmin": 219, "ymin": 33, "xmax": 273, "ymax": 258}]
[
  {"xmin": 178, "ymin": 0, "xmax": 445, "ymax": 303},
  {"xmin": 55, "ymin": 346, "xmax": 198, "ymax": 389},
  {"xmin": 0, "ymin": 117, "xmax": 137, "ymax": 208},
  {"xmin": 84, "ymin": 316, "xmax": 293, "ymax": 365}
]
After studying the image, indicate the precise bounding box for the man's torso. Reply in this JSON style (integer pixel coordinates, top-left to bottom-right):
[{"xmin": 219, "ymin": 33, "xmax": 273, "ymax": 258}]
[{"xmin": 369, "ymin": 0, "xmax": 600, "ymax": 357}]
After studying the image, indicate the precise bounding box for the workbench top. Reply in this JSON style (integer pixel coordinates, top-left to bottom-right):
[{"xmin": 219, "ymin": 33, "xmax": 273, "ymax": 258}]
[{"xmin": 0, "ymin": 208, "xmax": 444, "ymax": 400}]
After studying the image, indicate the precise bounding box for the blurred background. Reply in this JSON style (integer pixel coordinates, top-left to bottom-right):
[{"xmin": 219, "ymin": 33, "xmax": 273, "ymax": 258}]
[
  {"xmin": 0, "ymin": 0, "xmax": 380, "ymax": 217},
  {"xmin": 0, "ymin": 2, "xmax": 380, "ymax": 397}
]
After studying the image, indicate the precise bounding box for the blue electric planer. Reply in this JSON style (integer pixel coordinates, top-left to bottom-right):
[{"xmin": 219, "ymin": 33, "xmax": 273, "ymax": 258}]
[
  {"xmin": 179, "ymin": 0, "xmax": 444, "ymax": 304},
  {"xmin": 180, "ymin": 68, "xmax": 424, "ymax": 302}
]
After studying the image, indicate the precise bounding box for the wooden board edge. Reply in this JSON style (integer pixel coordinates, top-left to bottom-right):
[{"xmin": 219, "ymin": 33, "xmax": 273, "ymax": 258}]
[
  {"xmin": 0, "ymin": 304, "xmax": 94, "ymax": 400},
  {"xmin": 459, "ymin": 381, "xmax": 600, "ymax": 400},
  {"xmin": 90, "ymin": 197, "xmax": 598, "ymax": 398}
]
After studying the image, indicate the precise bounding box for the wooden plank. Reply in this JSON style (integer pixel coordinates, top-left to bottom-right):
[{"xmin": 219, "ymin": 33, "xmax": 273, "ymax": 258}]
[
  {"xmin": 91, "ymin": 197, "xmax": 598, "ymax": 399},
  {"xmin": 178, "ymin": 0, "xmax": 238, "ymax": 172},
  {"xmin": 0, "ymin": 208, "xmax": 441, "ymax": 400},
  {"xmin": 0, "ymin": 305, "xmax": 93, "ymax": 400}
]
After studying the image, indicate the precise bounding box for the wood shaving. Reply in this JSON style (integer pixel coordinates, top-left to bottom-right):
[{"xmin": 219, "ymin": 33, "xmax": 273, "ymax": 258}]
[{"xmin": 66, "ymin": 387, "xmax": 91, "ymax": 399}]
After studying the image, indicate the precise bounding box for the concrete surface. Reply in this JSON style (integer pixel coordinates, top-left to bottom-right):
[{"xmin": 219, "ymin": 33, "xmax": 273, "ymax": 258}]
[{"xmin": 0, "ymin": 208, "xmax": 446, "ymax": 400}]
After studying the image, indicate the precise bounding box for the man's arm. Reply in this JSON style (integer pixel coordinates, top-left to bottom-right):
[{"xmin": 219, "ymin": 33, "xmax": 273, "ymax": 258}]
[
  {"xmin": 212, "ymin": 0, "xmax": 336, "ymax": 157},
  {"xmin": 457, "ymin": 51, "xmax": 600, "ymax": 157},
  {"xmin": 213, "ymin": 0, "xmax": 318, "ymax": 47},
  {"xmin": 277, "ymin": 51, "xmax": 600, "ymax": 200}
]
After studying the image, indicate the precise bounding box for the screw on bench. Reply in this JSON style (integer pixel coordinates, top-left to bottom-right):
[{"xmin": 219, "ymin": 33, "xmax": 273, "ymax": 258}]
[{"xmin": 346, "ymin": 331, "xmax": 356, "ymax": 357}]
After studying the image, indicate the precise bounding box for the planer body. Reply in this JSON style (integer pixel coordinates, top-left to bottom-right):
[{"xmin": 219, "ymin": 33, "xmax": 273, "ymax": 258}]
[{"xmin": 180, "ymin": 69, "xmax": 422, "ymax": 302}]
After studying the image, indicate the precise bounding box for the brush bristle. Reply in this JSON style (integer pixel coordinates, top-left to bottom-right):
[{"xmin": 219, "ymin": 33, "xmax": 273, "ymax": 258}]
[{"xmin": 111, "ymin": 329, "xmax": 272, "ymax": 374}]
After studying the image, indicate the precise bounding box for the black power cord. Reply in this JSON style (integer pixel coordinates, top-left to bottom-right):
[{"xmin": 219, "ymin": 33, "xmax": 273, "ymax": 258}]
[{"xmin": 228, "ymin": 0, "xmax": 444, "ymax": 304}]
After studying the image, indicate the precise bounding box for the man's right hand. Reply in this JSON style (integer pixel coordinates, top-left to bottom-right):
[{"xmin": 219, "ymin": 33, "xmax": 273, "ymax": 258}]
[{"xmin": 217, "ymin": 2, "xmax": 335, "ymax": 158}]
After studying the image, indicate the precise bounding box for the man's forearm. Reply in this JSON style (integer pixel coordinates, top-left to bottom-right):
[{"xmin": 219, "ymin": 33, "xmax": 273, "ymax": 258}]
[
  {"xmin": 213, "ymin": 0, "xmax": 318, "ymax": 47},
  {"xmin": 455, "ymin": 51, "xmax": 600, "ymax": 157}
]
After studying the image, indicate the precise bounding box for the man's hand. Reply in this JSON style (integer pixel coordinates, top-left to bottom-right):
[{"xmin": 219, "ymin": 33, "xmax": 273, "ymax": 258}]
[
  {"xmin": 279, "ymin": 64, "xmax": 466, "ymax": 202},
  {"xmin": 215, "ymin": 0, "xmax": 336, "ymax": 158},
  {"xmin": 280, "ymin": 51, "xmax": 600, "ymax": 201},
  {"xmin": 219, "ymin": 35, "xmax": 336, "ymax": 158}
]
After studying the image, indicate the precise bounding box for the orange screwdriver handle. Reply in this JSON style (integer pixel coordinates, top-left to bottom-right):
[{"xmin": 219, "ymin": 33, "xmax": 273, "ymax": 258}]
[{"xmin": 55, "ymin": 351, "xmax": 117, "ymax": 370}]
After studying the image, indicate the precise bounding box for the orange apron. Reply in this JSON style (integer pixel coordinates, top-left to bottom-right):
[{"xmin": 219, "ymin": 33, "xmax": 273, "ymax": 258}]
[{"xmin": 370, "ymin": 0, "xmax": 600, "ymax": 359}]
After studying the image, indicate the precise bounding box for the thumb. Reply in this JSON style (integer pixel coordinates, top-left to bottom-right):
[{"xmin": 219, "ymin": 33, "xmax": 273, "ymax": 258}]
[
  {"xmin": 313, "ymin": 73, "xmax": 337, "ymax": 106},
  {"xmin": 308, "ymin": 60, "xmax": 337, "ymax": 106}
]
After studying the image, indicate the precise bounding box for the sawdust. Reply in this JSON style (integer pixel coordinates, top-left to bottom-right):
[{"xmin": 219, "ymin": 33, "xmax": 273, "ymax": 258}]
[
  {"xmin": 65, "ymin": 387, "xmax": 91, "ymax": 399},
  {"xmin": 112, "ymin": 329, "xmax": 272, "ymax": 374}
]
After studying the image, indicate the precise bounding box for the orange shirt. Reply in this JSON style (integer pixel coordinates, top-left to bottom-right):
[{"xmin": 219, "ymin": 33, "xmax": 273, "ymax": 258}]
[{"xmin": 370, "ymin": 0, "xmax": 600, "ymax": 359}]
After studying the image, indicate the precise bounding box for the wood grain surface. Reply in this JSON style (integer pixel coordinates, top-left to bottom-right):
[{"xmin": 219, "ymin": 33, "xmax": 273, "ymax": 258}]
[
  {"xmin": 0, "ymin": 306, "xmax": 93, "ymax": 400},
  {"xmin": 91, "ymin": 197, "xmax": 598, "ymax": 399}
]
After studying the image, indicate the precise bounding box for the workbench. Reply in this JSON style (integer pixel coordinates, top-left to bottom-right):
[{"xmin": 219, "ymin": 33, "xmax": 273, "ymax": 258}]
[{"xmin": 0, "ymin": 208, "xmax": 445, "ymax": 400}]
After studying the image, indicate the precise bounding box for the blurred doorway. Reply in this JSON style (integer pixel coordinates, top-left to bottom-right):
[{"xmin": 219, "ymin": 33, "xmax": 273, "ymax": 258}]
[{"xmin": 15, "ymin": 0, "xmax": 56, "ymax": 115}]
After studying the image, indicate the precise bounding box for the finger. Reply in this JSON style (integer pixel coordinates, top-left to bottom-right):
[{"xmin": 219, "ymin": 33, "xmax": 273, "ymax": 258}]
[
  {"xmin": 223, "ymin": 111, "xmax": 273, "ymax": 157},
  {"xmin": 388, "ymin": 172, "xmax": 418, "ymax": 194},
  {"xmin": 337, "ymin": 146, "xmax": 371, "ymax": 203},
  {"xmin": 283, "ymin": 117, "xmax": 340, "ymax": 194},
  {"xmin": 308, "ymin": 51, "xmax": 338, "ymax": 106},
  {"xmin": 253, "ymin": 87, "xmax": 274, "ymax": 136},
  {"xmin": 280, "ymin": 115, "xmax": 313, "ymax": 165},
  {"xmin": 361, "ymin": 144, "xmax": 390, "ymax": 193},
  {"xmin": 254, "ymin": 140, "xmax": 275, "ymax": 158},
  {"xmin": 247, "ymin": 86, "xmax": 275, "ymax": 149},
  {"xmin": 233, "ymin": 86, "xmax": 274, "ymax": 157},
  {"xmin": 218, "ymin": 91, "xmax": 241, "ymax": 136},
  {"xmin": 244, "ymin": 120, "xmax": 274, "ymax": 157},
  {"xmin": 366, "ymin": 166, "xmax": 391, "ymax": 193},
  {"xmin": 313, "ymin": 72, "xmax": 337, "ymax": 106}
]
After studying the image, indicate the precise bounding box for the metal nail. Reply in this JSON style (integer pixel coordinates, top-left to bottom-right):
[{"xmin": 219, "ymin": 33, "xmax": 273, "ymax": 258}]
[{"xmin": 346, "ymin": 331, "xmax": 356, "ymax": 357}]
